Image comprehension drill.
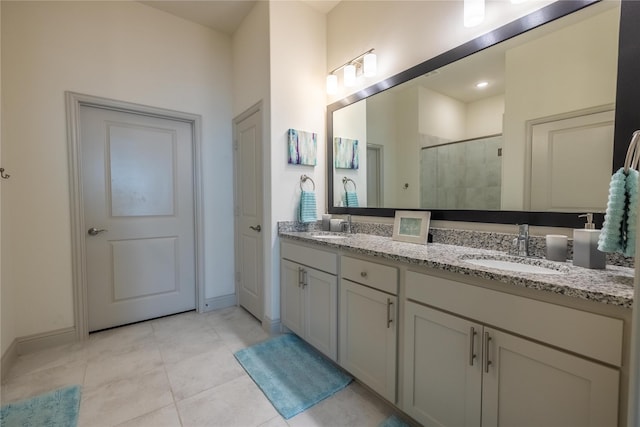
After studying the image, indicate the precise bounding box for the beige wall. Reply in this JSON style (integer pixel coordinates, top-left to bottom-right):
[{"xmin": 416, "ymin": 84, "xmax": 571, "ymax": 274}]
[
  {"xmin": 233, "ymin": 1, "xmax": 270, "ymax": 117},
  {"xmin": 466, "ymin": 95, "xmax": 504, "ymax": 139},
  {"xmin": 0, "ymin": 1, "xmax": 9, "ymax": 358},
  {"xmin": 1, "ymin": 1, "xmax": 233, "ymax": 355},
  {"xmin": 232, "ymin": 0, "xmax": 272, "ymax": 324},
  {"xmin": 333, "ymin": 100, "xmax": 367, "ymax": 206},
  {"xmin": 326, "ymin": 0, "xmax": 554, "ymax": 103},
  {"xmin": 268, "ymin": 0, "xmax": 326, "ymax": 322},
  {"xmin": 501, "ymin": 5, "xmax": 619, "ymax": 209}
]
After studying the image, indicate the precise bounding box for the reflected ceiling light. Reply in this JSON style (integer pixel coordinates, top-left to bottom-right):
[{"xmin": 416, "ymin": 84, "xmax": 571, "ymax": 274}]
[
  {"xmin": 464, "ymin": 0, "xmax": 485, "ymax": 27},
  {"xmin": 326, "ymin": 49, "xmax": 376, "ymax": 93},
  {"xmin": 476, "ymin": 81, "xmax": 489, "ymax": 89},
  {"xmin": 511, "ymin": 0, "xmax": 528, "ymax": 3}
]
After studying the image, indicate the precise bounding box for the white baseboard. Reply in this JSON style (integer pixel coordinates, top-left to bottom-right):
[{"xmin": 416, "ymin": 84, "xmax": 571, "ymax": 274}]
[
  {"xmin": 1, "ymin": 338, "xmax": 19, "ymax": 381},
  {"xmin": 262, "ymin": 315, "xmax": 281, "ymax": 335},
  {"xmin": 16, "ymin": 327, "xmax": 77, "ymax": 355},
  {"xmin": 202, "ymin": 293, "xmax": 237, "ymax": 313},
  {"xmin": 1, "ymin": 326, "xmax": 77, "ymax": 381}
]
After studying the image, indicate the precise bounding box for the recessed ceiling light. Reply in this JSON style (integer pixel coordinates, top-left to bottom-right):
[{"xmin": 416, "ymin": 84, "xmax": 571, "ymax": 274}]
[{"xmin": 476, "ymin": 81, "xmax": 489, "ymax": 89}]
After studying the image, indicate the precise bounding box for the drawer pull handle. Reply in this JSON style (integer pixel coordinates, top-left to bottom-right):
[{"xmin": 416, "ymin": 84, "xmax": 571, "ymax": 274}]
[
  {"xmin": 360, "ymin": 271, "xmax": 367, "ymax": 278},
  {"xmin": 484, "ymin": 331, "xmax": 492, "ymax": 373},
  {"xmin": 386, "ymin": 298, "xmax": 393, "ymax": 328},
  {"xmin": 469, "ymin": 327, "xmax": 477, "ymax": 366}
]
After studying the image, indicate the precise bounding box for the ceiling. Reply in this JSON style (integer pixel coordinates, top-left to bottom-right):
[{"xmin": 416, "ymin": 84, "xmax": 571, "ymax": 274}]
[{"xmin": 140, "ymin": 0, "xmax": 340, "ymax": 35}]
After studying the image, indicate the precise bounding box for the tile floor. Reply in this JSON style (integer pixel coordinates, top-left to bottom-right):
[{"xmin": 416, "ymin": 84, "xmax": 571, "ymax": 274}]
[{"xmin": 1, "ymin": 306, "xmax": 396, "ymax": 426}]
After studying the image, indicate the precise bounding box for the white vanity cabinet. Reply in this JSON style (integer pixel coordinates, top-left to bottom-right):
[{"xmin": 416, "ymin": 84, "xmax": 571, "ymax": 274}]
[
  {"xmin": 403, "ymin": 270, "xmax": 622, "ymax": 427},
  {"xmin": 339, "ymin": 256, "xmax": 398, "ymax": 403},
  {"xmin": 280, "ymin": 241, "xmax": 338, "ymax": 361}
]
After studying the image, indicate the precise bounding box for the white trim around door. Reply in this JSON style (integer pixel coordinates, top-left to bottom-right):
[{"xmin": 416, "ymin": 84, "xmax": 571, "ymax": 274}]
[{"xmin": 65, "ymin": 91, "xmax": 205, "ymax": 340}]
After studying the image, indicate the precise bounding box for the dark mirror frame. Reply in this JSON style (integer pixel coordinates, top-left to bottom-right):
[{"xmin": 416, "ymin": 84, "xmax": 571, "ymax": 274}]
[{"xmin": 327, "ymin": 0, "xmax": 639, "ymax": 228}]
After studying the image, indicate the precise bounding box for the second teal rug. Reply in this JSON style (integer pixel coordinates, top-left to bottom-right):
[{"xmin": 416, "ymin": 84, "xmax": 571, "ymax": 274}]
[
  {"xmin": 0, "ymin": 385, "xmax": 81, "ymax": 427},
  {"xmin": 234, "ymin": 334, "xmax": 352, "ymax": 419}
]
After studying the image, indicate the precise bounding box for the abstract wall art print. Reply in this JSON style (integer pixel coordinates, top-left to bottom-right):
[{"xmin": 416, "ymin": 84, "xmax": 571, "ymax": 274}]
[
  {"xmin": 334, "ymin": 137, "xmax": 359, "ymax": 169},
  {"xmin": 288, "ymin": 129, "xmax": 317, "ymax": 166}
]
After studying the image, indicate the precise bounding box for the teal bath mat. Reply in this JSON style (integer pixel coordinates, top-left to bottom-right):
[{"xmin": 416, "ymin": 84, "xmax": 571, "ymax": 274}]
[
  {"xmin": 234, "ymin": 334, "xmax": 352, "ymax": 419},
  {"xmin": 380, "ymin": 414, "xmax": 411, "ymax": 427},
  {"xmin": 0, "ymin": 385, "xmax": 81, "ymax": 427}
]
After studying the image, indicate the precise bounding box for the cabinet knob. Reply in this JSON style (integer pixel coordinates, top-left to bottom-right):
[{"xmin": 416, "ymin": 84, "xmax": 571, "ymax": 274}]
[{"xmin": 360, "ymin": 271, "xmax": 367, "ymax": 278}]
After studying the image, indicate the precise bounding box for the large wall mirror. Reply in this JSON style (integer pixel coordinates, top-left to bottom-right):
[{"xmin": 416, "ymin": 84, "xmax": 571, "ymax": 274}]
[{"xmin": 328, "ymin": 0, "xmax": 640, "ymax": 227}]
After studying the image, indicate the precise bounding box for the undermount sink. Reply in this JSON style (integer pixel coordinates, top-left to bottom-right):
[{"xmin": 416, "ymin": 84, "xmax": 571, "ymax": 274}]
[
  {"xmin": 461, "ymin": 255, "xmax": 568, "ymax": 275},
  {"xmin": 309, "ymin": 232, "xmax": 349, "ymax": 240}
]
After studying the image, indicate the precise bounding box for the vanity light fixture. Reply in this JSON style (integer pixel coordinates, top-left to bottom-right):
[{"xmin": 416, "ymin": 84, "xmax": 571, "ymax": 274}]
[
  {"xmin": 476, "ymin": 81, "xmax": 489, "ymax": 89},
  {"xmin": 363, "ymin": 52, "xmax": 377, "ymax": 77},
  {"xmin": 344, "ymin": 64, "xmax": 357, "ymax": 87},
  {"xmin": 464, "ymin": 0, "xmax": 485, "ymax": 27},
  {"xmin": 326, "ymin": 49, "xmax": 376, "ymax": 93},
  {"xmin": 510, "ymin": 0, "xmax": 528, "ymax": 4},
  {"xmin": 326, "ymin": 74, "xmax": 338, "ymax": 94}
]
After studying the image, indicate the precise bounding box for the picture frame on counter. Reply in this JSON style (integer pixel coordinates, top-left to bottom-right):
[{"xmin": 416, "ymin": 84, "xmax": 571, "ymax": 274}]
[{"xmin": 392, "ymin": 210, "xmax": 431, "ymax": 244}]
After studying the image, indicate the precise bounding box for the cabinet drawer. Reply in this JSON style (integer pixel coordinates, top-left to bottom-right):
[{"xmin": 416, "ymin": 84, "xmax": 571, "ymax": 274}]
[
  {"xmin": 406, "ymin": 270, "xmax": 624, "ymax": 367},
  {"xmin": 341, "ymin": 256, "xmax": 398, "ymax": 295},
  {"xmin": 281, "ymin": 241, "xmax": 337, "ymax": 275}
]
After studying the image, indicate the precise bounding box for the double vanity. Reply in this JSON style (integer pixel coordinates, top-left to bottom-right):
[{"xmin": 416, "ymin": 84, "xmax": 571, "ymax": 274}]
[{"xmin": 279, "ymin": 226, "xmax": 633, "ymax": 427}]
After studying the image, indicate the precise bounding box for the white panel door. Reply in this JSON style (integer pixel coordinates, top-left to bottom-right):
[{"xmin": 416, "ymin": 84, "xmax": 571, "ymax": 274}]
[
  {"xmin": 530, "ymin": 110, "xmax": 614, "ymax": 211},
  {"xmin": 81, "ymin": 105, "xmax": 195, "ymax": 332},
  {"xmin": 235, "ymin": 109, "xmax": 263, "ymax": 320}
]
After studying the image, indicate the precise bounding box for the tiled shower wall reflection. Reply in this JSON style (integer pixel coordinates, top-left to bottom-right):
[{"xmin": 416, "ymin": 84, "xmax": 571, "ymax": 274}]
[{"xmin": 421, "ymin": 135, "xmax": 502, "ymax": 209}]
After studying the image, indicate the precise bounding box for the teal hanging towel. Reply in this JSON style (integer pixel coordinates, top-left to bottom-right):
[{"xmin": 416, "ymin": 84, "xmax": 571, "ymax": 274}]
[
  {"xmin": 598, "ymin": 130, "xmax": 640, "ymax": 256},
  {"xmin": 342, "ymin": 177, "xmax": 358, "ymax": 207},
  {"xmin": 299, "ymin": 175, "xmax": 317, "ymax": 223}
]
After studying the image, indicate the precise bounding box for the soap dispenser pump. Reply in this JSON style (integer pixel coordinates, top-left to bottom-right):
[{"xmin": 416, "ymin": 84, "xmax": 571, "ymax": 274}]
[{"xmin": 573, "ymin": 213, "xmax": 605, "ymax": 269}]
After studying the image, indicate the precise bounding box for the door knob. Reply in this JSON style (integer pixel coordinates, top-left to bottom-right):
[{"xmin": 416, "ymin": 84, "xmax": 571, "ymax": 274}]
[
  {"xmin": 249, "ymin": 225, "xmax": 262, "ymax": 232},
  {"xmin": 88, "ymin": 227, "xmax": 108, "ymax": 236}
]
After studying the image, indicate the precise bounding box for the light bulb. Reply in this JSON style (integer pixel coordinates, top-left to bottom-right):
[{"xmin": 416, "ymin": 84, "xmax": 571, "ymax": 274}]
[
  {"xmin": 344, "ymin": 64, "xmax": 356, "ymax": 87},
  {"xmin": 464, "ymin": 0, "xmax": 484, "ymax": 27},
  {"xmin": 326, "ymin": 74, "xmax": 338, "ymax": 94},
  {"xmin": 363, "ymin": 53, "xmax": 377, "ymax": 77}
]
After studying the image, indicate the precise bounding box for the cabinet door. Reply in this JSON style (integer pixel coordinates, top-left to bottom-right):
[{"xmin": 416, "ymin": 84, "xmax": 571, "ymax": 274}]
[
  {"xmin": 304, "ymin": 268, "xmax": 338, "ymax": 361},
  {"xmin": 403, "ymin": 302, "xmax": 482, "ymax": 427},
  {"xmin": 339, "ymin": 279, "xmax": 397, "ymax": 402},
  {"xmin": 280, "ymin": 259, "xmax": 304, "ymax": 336},
  {"xmin": 482, "ymin": 327, "xmax": 619, "ymax": 427}
]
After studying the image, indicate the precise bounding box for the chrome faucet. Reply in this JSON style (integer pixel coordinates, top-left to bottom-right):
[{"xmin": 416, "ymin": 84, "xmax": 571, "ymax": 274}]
[
  {"xmin": 513, "ymin": 224, "xmax": 529, "ymax": 257},
  {"xmin": 341, "ymin": 215, "xmax": 352, "ymax": 234}
]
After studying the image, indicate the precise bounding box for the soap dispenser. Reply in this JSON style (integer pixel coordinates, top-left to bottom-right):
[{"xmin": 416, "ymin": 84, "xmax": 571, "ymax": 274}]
[{"xmin": 573, "ymin": 213, "xmax": 606, "ymax": 269}]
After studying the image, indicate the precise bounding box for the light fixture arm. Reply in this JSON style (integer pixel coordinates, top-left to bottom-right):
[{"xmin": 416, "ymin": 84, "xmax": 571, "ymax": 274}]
[{"xmin": 328, "ymin": 48, "xmax": 375, "ymax": 75}]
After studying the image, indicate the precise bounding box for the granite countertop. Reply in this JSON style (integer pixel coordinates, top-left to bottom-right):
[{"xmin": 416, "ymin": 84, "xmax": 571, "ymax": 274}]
[{"xmin": 280, "ymin": 231, "xmax": 635, "ymax": 308}]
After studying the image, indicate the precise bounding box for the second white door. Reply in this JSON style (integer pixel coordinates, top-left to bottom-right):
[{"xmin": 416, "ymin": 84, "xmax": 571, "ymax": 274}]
[{"xmin": 234, "ymin": 108, "xmax": 264, "ymax": 321}]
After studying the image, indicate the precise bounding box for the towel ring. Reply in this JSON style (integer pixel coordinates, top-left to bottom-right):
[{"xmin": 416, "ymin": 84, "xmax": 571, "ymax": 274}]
[
  {"xmin": 342, "ymin": 177, "xmax": 356, "ymax": 192},
  {"xmin": 631, "ymin": 130, "xmax": 640, "ymax": 171},
  {"xmin": 300, "ymin": 174, "xmax": 315, "ymax": 191},
  {"xmin": 624, "ymin": 130, "xmax": 640, "ymax": 172}
]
